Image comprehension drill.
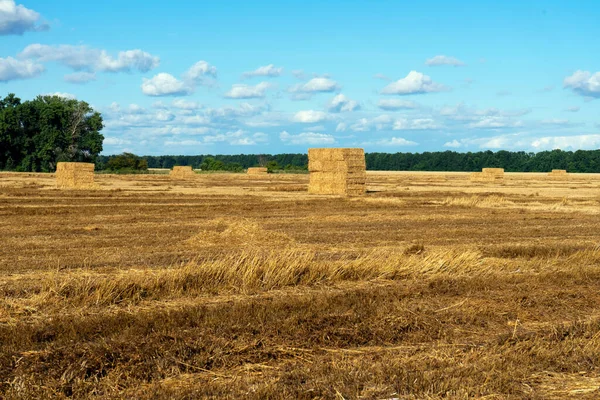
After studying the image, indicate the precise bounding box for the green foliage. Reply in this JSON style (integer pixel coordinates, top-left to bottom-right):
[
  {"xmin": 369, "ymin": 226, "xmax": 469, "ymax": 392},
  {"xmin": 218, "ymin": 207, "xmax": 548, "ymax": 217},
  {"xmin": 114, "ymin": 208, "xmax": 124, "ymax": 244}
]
[
  {"xmin": 199, "ymin": 157, "xmax": 243, "ymax": 172},
  {"xmin": 0, "ymin": 94, "xmax": 104, "ymax": 172},
  {"xmin": 265, "ymin": 160, "xmax": 280, "ymax": 173},
  {"xmin": 103, "ymin": 153, "xmax": 148, "ymax": 172}
]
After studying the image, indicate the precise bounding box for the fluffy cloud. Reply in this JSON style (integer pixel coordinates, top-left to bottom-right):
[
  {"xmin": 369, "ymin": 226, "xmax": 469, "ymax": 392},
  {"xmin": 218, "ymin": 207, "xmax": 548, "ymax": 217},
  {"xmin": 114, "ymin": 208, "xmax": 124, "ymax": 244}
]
[
  {"xmin": 468, "ymin": 117, "xmax": 523, "ymax": 129},
  {"xmin": 393, "ymin": 118, "xmax": 440, "ymax": 130},
  {"xmin": 292, "ymin": 110, "xmax": 329, "ymax": 123},
  {"xmin": 365, "ymin": 137, "xmax": 418, "ymax": 146},
  {"xmin": 242, "ymin": 64, "xmax": 283, "ymax": 79},
  {"xmin": 43, "ymin": 92, "xmax": 76, "ymax": 99},
  {"xmin": 182, "ymin": 60, "xmax": 217, "ymax": 81},
  {"xmin": 289, "ymin": 77, "xmax": 340, "ymax": 99},
  {"xmin": 531, "ymin": 135, "xmax": 600, "ymax": 150},
  {"xmin": 381, "ymin": 71, "xmax": 448, "ymax": 95},
  {"xmin": 0, "ymin": 0, "xmax": 48, "ymax": 35},
  {"xmin": 141, "ymin": 73, "xmax": 191, "ymax": 96},
  {"xmin": 377, "ymin": 99, "xmax": 418, "ymax": 111},
  {"xmin": 0, "ymin": 56, "xmax": 44, "ymax": 81},
  {"xmin": 19, "ymin": 44, "xmax": 160, "ymax": 73},
  {"xmin": 327, "ymin": 94, "xmax": 360, "ymax": 112},
  {"xmin": 172, "ymin": 99, "xmax": 202, "ymax": 110},
  {"xmin": 349, "ymin": 115, "xmax": 438, "ymax": 132},
  {"xmin": 563, "ymin": 70, "xmax": 600, "ymax": 98},
  {"xmin": 224, "ymin": 82, "xmax": 271, "ymax": 99},
  {"xmin": 443, "ymin": 140, "xmax": 462, "ymax": 148},
  {"xmin": 280, "ymin": 131, "xmax": 335, "ymax": 145},
  {"xmin": 425, "ymin": 55, "xmax": 465, "ymax": 67},
  {"xmin": 64, "ymin": 71, "xmax": 96, "ymax": 84}
]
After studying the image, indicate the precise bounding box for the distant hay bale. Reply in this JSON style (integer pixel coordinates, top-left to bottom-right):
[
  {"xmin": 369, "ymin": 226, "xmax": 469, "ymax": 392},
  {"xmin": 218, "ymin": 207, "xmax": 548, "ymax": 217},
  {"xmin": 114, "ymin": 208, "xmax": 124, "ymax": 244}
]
[
  {"xmin": 247, "ymin": 167, "xmax": 268, "ymax": 175},
  {"xmin": 308, "ymin": 148, "xmax": 366, "ymax": 196},
  {"xmin": 56, "ymin": 162, "xmax": 95, "ymax": 189},
  {"xmin": 170, "ymin": 166, "xmax": 195, "ymax": 179},
  {"xmin": 548, "ymin": 169, "xmax": 569, "ymax": 181},
  {"xmin": 470, "ymin": 168, "xmax": 504, "ymax": 183}
]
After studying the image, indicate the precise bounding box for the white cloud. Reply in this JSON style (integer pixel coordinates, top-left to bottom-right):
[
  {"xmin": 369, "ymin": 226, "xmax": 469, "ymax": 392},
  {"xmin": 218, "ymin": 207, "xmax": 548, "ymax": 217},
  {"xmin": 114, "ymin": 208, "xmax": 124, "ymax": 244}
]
[
  {"xmin": 141, "ymin": 73, "xmax": 190, "ymax": 96},
  {"xmin": 425, "ymin": 55, "xmax": 465, "ymax": 67},
  {"xmin": 327, "ymin": 94, "xmax": 360, "ymax": 112},
  {"xmin": 381, "ymin": 71, "xmax": 448, "ymax": 95},
  {"xmin": 289, "ymin": 77, "xmax": 340, "ymax": 98},
  {"xmin": 183, "ymin": 60, "xmax": 217, "ymax": 81},
  {"xmin": 172, "ymin": 99, "xmax": 202, "ymax": 110},
  {"xmin": 531, "ymin": 135, "xmax": 600, "ymax": 150},
  {"xmin": 443, "ymin": 140, "xmax": 462, "ymax": 148},
  {"xmin": 20, "ymin": 44, "xmax": 160, "ymax": 73},
  {"xmin": 368, "ymin": 137, "xmax": 418, "ymax": 146},
  {"xmin": 0, "ymin": 56, "xmax": 44, "ymax": 81},
  {"xmin": 377, "ymin": 99, "xmax": 418, "ymax": 111},
  {"xmin": 292, "ymin": 110, "xmax": 328, "ymax": 123},
  {"xmin": 242, "ymin": 64, "xmax": 283, "ymax": 78},
  {"xmin": 103, "ymin": 137, "xmax": 131, "ymax": 146},
  {"xmin": 127, "ymin": 104, "xmax": 145, "ymax": 114},
  {"xmin": 0, "ymin": 0, "xmax": 48, "ymax": 35},
  {"xmin": 468, "ymin": 117, "xmax": 523, "ymax": 129},
  {"xmin": 393, "ymin": 118, "xmax": 440, "ymax": 130},
  {"xmin": 280, "ymin": 130, "xmax": 335, "ymax": 145},
  {"xmin": 335, "ymin": 122, "xmax": 347, "ymax": 132},
  {"xmin": 224, "ymin": 81, "xmax": 271, "ymax": 99},
  {"xmin": 64, "ymin": 71, "xmax": 96, "ymax": 84},
  {"xmin": 563, "ymin": 70, "xmax": 600, "ymax": 98},
  {"xmin": 43, "ymin": 92, "xmax": 76, "ymax": 99}
]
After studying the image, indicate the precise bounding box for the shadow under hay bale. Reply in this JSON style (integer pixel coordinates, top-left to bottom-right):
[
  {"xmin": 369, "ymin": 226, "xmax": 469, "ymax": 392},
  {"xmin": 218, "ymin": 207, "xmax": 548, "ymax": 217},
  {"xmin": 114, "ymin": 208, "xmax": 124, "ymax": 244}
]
[
  {"xmin": 470, "ymin": 168, "xmax": 504, "ymax": 183},
  {"xmin": 247, "ymin": 167, "xmax": 268, "ymax": 175},
  {"xmin": 308, "ymin": 148, "xmax": 366, "ymax": 196},
  {"xmin": 170, "ymin": 166, "xmax": 196, "ymax": 179},
  {"xmin": 56, "ymin": 162, "xmax": 95, "ymax": 189}
]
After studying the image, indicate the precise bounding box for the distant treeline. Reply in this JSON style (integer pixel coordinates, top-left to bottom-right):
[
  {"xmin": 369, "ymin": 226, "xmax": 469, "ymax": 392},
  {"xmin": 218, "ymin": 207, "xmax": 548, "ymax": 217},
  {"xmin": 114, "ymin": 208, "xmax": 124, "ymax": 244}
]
[{"xmin": 95, "ymin": 149, "xmax": 600, "ymax": 173}]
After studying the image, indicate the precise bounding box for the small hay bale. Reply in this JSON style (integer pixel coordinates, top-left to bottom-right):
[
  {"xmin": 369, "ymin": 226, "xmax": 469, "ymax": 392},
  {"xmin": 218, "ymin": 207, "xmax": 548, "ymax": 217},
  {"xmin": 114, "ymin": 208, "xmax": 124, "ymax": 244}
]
[
  {"xmin": 247, "ymin": 167, "xmax": 268, "ymax": 175},
  {"xmin": 170, "ymin": 166, "xmax": 196, "ymax": 179},
  {"xmin": 470, "ymin": 168, "xmax": 504, "ymax": 183},
  {"xmin": 308, "ymin": 148, "xmax": 366, "ymax": 196},
  {"xmin": 56, "ymin": 162, "xmax": 95, "ymax": 189},
  {"xmin": 548, "ymin": 169, "xmax": 569, "ymax": 181}
]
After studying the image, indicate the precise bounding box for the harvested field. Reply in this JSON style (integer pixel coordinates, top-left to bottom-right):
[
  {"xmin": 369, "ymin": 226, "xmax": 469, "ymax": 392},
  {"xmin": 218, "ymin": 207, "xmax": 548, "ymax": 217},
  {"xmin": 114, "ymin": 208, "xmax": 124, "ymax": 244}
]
[{"xmin": 2, "ymin": 170, "xmax": 600, "ymax": 398}]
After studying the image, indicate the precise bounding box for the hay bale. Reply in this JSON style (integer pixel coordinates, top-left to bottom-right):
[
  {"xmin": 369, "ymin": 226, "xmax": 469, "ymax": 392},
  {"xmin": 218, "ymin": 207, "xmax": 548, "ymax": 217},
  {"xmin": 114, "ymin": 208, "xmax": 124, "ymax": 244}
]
[
  {"xmin": 470, "ymin": 168, "xmax": 504, "ymax": 183},
  {"xmin": 308, "ymin": 148, "xmax": 366, "ymax": 196},
  {"xmin": 170, "ymin": 166, "xmax": 196, "ymax": 179},
  {"xmin": 247, "ymin": 167, "xmax": 268, "ymax": 175},
  {"xmin": 56, "ymin": 162, "xmax": 95, "ymax": 189},
  {"xmin": 548, "ymin": 169, "xmax": 569, "ymax": 181}
]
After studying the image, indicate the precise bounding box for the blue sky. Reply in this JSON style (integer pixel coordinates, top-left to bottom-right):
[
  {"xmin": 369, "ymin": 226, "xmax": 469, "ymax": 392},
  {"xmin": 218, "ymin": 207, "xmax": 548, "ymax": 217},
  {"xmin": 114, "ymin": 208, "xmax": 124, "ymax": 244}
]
[{"xmin": 1, "ymin": 0, "xmax": 599, "ymax": 155}]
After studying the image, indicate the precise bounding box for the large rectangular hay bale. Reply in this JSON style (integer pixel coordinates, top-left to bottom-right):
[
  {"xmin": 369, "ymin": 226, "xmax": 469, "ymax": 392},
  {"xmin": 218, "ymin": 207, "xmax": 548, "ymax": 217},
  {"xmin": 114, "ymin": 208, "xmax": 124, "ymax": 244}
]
[
  {"xmin": 308, "ymin": 148, "xmax": 366, "ymax": 196},
  {"xmin": 470, "ymin": 168, "xmax": 504, "ymax": 183},
  {"xmin": 56, "ymin": 162, "xmax": 95, "ymax": 189},
  {"xmin": 247, "ymin": 167, "xmax": 268, "ymax": 175},
  {"xmin": 170, "ymin": 166, "xmax": 196, "ymax": 179},
  {"xmin": 548, "ymin": 169, "xmax": 569, "ymax": 180}
]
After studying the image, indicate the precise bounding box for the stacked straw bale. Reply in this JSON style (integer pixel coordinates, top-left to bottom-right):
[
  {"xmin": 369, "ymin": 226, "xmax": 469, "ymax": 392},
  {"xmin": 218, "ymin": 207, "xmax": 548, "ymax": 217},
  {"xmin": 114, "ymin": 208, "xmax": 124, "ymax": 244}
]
[
  {"xmin": 170, "ymin": 166, "xmax": 196, "ymax": 179},
  {"xmin": 308, "ymin": 148, "xmax": 366, "ymax": 196},
  {"xmin": 470, "ymin": 168, "xmax": 504, "ymax": 183},
  {"xmin": 548, "ymin": 169, "xmax": 569, "ymax": 181},
  {"xmin": 247, "ymin": 167, "xmax": 268, "ymax": 175},
  {"xmin": 56, "ymin": 162, "xmax": 95, "ymax": 189}
]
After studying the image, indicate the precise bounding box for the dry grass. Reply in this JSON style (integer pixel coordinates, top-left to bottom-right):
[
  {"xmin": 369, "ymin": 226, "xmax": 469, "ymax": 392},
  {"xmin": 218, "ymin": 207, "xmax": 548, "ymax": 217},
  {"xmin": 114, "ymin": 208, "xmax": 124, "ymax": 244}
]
[{"xmin": 2, "ymin": 170, "xmax": 600, "ymax": 398}]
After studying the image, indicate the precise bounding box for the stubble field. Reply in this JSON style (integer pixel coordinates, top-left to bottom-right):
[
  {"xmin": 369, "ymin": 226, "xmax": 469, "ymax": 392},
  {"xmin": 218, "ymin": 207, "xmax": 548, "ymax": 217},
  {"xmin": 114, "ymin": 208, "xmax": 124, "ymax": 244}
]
[{"xmin": 1, "ymin": 170, "xmax": 600, "ymax": 399}]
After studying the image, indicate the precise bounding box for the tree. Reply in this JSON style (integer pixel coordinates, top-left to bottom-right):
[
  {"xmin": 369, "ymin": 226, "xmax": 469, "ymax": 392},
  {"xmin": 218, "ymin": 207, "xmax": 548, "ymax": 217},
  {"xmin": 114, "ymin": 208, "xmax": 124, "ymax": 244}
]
[
  {"xmin": 0, "ymin": 94, "xmax": 104, "ymax": 172},
  {"xmin": 105, "ymin": 153, "xmax": 148, "ymax": 172}
]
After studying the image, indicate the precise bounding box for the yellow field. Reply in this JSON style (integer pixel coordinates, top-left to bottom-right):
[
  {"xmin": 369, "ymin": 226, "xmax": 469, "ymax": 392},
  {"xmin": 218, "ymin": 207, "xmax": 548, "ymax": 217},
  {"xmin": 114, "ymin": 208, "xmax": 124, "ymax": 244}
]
[{"xmin": 1, "ymin": 171, "xmax": 600, "ymax": 398}]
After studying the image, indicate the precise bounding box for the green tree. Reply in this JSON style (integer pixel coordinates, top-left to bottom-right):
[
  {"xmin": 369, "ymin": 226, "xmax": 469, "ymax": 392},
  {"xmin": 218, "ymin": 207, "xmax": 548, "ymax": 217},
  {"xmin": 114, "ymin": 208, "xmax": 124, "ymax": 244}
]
[{"xmin": 0, "ymin": 94, "xmax": 104, "ymax": 172}]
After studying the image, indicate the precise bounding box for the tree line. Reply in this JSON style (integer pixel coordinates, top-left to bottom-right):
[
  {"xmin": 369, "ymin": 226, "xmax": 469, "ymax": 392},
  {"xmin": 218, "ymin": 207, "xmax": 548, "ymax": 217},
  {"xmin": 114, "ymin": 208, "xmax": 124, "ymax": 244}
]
[
  {"xmin": 0, "ymin": 94, "xmax": 104, "ymax": 172},
  {"xmin": 95, "ymin": 149, "xmax": 600, "ymax": 173}
]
